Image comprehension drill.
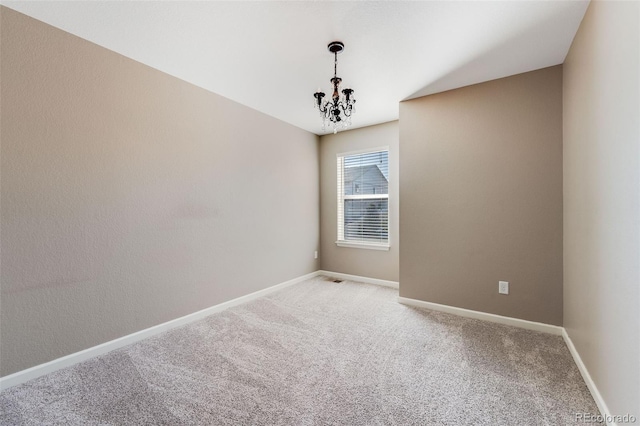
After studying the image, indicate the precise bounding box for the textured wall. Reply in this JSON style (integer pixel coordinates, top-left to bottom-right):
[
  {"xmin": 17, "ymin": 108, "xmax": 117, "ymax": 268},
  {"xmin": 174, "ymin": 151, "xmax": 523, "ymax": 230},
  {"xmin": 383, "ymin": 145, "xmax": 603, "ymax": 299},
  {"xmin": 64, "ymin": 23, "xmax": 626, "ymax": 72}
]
[
  {"xmin": 399, "ymin": 66, "xmax": 563, "ymax": 325},
  {"xmin": 563, "ymin": 0, "xmax": 639, "ymax": 418},
  {"xmin": 0, "ymin": 7, "xmax": 319, "ymax": 376},
  {"xmin": 319, "ymin": 122, "xmax": 399, "ymax": 282}
]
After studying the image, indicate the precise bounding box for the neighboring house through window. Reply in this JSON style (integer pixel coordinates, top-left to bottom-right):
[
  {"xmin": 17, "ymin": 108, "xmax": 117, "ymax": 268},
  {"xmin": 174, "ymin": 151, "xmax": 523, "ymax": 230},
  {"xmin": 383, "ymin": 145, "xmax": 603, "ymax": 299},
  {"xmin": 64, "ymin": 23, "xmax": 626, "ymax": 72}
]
[{"xmin": 336, "ymin": 148, "xmax": 389, "ymax": 250}]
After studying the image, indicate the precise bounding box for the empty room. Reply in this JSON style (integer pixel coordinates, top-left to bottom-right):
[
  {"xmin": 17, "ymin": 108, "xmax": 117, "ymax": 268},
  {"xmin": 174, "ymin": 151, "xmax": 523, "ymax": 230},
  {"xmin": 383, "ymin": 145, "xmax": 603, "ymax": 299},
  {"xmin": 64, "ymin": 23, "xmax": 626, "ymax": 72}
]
[{"xmin": 1, "ymin": 1, "xmax": 638, "ymax": 425}]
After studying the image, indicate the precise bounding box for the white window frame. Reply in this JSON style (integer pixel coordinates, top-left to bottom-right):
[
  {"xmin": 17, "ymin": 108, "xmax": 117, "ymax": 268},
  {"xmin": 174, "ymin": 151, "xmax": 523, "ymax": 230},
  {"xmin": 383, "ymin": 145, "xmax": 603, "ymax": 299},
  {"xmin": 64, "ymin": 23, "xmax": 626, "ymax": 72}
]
[{"xmin": 336, "ymin": 146, "xmax": 390, "ymax": 251}]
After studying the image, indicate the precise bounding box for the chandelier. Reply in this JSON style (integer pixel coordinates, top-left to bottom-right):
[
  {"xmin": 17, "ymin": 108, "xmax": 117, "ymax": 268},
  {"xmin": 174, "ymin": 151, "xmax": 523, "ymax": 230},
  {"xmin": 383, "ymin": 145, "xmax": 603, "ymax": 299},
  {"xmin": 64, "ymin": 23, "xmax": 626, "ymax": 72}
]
[{"xmin": 313, "ymin": 41, "xmax": 356, "ymax": 134}]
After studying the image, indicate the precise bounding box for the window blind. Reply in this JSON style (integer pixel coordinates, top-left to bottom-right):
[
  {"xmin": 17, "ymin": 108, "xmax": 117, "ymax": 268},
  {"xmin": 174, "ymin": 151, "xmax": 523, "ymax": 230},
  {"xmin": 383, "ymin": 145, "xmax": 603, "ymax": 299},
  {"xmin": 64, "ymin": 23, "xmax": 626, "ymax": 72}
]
[{"xmin": 337, "ymin": 149, "xmax": 389, "ymax": 245}]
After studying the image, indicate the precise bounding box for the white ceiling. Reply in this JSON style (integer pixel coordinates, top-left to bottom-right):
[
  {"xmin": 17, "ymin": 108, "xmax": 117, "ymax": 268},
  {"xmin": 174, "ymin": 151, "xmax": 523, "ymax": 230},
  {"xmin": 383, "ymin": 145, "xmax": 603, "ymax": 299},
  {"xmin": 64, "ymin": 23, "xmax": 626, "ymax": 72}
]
[{"xmin": 1, "ymin": 1, "xmax": 589, "ymax": 135}]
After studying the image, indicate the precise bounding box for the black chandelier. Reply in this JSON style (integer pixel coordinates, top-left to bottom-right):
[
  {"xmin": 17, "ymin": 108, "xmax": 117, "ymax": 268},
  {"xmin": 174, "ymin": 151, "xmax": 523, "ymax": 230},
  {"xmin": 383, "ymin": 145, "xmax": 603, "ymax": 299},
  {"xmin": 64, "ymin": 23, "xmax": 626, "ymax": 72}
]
[{"xmin": 313, "ymin": 41, "xmax": 356, "ymax": 133}]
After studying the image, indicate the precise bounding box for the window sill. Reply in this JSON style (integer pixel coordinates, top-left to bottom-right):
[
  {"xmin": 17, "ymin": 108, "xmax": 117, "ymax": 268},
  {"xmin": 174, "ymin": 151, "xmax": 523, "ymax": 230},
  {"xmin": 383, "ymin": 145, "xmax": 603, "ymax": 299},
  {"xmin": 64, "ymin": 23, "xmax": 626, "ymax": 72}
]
[{"xmin": 335, "ymin": 241, "xmax": 390, "ymax": 251}]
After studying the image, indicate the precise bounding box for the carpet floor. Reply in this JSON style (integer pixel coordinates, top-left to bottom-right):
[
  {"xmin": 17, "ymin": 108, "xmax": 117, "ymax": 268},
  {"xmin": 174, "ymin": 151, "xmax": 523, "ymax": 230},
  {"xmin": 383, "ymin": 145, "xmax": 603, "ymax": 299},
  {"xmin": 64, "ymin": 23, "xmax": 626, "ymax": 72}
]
[{"xmin": 1, "ymin": 276, "xmax": 601, "ymax": 425}]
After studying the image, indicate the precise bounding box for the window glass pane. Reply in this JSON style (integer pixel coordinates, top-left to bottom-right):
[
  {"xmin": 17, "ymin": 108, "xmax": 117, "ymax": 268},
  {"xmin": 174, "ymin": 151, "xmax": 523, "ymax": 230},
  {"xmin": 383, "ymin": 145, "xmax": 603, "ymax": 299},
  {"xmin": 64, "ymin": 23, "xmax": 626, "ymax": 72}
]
[
  {"xmin": 343, "ymin": 151, "xmax": 388, "ymax": 196},
  {"xmin": 344, "ymin": 199, "xmax": 388, "ymax": 242}
]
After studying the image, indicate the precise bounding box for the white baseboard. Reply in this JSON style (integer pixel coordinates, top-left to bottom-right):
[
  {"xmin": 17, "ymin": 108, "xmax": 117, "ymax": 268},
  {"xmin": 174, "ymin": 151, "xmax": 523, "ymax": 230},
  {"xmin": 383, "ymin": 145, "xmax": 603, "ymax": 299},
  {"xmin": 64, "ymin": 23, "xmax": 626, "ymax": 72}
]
[
  {"xmin": 397, "ymin": 296, "xmax": 563, "ymax": 335},
  {"xmin": 318, "ymin": 270, "xmax": 399, "ymax": 289},
  {"xmin": 0, "ymin": 271, "xmax": 321, "ymax": 391},
  {"xmin": 0, "ymin": 269, "xmax": 612, "ymax": 426},
  {"xmin": 562, "ymin": 329, "xmax": 615, "ymax": 425}
]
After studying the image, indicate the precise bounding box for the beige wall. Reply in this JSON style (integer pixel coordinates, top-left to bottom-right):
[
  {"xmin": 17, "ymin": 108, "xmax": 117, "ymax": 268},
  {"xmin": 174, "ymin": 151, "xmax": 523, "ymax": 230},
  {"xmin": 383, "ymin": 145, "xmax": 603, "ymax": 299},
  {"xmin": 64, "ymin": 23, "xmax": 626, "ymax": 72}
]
[
  {"xmin": 399, "ymin": 66, "xmax": 563, "ymax": 325},
  {"xmin": 0, "ymin": 8, "xmax": 319, "ymax": 376},
  {"xmin": 563, "ymin": 0, "xmax": 639, "ymax": 418},
  {"xmin": 319, "ymin": 122, "xmax": 399, "ymax": 282}
]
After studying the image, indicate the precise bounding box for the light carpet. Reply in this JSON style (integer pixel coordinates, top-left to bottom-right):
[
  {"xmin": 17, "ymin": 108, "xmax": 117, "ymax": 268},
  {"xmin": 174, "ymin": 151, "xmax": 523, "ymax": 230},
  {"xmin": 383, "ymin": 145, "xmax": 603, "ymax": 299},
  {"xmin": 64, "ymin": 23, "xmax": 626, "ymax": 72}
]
[{"xmin": 0, "ymin": 276, "xmax": 601, "ymax": 425}]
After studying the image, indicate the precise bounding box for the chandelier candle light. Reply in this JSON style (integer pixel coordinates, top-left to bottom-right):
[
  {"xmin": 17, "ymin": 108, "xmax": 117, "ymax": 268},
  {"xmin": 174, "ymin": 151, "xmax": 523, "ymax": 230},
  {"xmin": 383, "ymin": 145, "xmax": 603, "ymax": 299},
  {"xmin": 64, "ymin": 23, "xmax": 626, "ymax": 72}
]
[{"xmin": 313, "ymin": 41, "xmax": 356, "ymax": 134}]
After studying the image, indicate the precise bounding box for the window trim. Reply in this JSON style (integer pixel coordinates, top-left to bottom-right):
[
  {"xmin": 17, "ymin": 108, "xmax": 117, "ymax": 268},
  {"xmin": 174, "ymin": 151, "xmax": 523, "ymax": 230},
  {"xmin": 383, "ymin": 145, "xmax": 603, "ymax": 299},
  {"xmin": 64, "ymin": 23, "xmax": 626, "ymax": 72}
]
[
  {"xmin": 336, "ymin": 146, "xmax": 390, "ymax": 250},
  {"xmin": 335, "ymin": 240, "xmax": 390, "ymax": 251}
]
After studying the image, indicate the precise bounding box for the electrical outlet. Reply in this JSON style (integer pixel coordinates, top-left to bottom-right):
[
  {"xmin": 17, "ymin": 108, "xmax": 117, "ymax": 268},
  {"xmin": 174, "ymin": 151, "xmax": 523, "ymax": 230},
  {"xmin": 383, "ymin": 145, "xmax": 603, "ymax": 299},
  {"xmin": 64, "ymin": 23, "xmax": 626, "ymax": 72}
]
[
  {"xmin": 499, "ymin": 281, "xmax": 509, "ymax": 295},
  {"xmin": 314, "ymin": 251, "xmax": 318, "ymax": 259}
]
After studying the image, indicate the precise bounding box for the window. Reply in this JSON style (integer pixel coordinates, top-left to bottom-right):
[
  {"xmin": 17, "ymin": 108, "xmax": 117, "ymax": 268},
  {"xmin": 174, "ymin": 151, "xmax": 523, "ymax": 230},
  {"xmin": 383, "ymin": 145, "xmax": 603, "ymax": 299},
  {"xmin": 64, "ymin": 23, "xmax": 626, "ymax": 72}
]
[{"xmin": 337, "ymin": 148, "xmax": 389, "ymax": 250}]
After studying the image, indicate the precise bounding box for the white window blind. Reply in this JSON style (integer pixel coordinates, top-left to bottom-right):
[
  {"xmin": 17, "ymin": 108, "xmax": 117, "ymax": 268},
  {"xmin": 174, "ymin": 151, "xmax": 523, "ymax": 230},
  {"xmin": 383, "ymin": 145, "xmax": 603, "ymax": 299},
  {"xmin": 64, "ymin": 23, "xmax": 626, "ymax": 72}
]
[{"xmin": 337, "ymin": 149, "xmax": 389, "ymax": 247}]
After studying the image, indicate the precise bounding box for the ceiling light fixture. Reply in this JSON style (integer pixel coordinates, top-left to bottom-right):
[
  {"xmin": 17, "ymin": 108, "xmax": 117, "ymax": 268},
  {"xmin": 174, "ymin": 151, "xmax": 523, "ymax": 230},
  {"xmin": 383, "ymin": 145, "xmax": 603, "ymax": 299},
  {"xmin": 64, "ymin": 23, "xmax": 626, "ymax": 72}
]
[{"xmin": 313, "ymin": 41, "xmax": 356, "ymax": 134}]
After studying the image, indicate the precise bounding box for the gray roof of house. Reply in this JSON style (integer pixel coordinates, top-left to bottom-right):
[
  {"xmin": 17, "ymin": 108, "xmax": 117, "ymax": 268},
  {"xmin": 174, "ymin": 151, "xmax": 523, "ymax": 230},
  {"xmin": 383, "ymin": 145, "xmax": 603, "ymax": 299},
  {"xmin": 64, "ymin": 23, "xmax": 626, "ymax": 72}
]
[{"xmin": 344, "ymin": 165, "xmax": 387, "ymax": 183}]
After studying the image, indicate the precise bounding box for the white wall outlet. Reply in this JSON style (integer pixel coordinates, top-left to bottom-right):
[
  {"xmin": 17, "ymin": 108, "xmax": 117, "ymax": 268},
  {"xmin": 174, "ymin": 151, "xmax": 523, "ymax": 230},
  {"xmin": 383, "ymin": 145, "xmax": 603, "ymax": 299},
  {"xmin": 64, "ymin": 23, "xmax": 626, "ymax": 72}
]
[
  {"xmin": 499, "ymin": 281, "xmax": 509, "ymax": 295},
  {"xmin": 314, "ymin": 251, "xmax": 318, "ymax": 259}
]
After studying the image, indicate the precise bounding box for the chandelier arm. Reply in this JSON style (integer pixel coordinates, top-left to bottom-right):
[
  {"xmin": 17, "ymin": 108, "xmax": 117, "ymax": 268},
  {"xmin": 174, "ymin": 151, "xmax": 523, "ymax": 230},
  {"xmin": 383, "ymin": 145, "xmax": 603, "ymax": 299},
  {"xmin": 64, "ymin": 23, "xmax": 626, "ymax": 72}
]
[
  {"xmin": 318, "ymin": 102, "xmax": 329, "ymax": 114},
  {"xmin": 338, "ymin": 101, "xmax": 353, "ymax": 115},
  {"xmin": 320, "ymin": 102, "xmax": 331, "ymax": 119}
]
